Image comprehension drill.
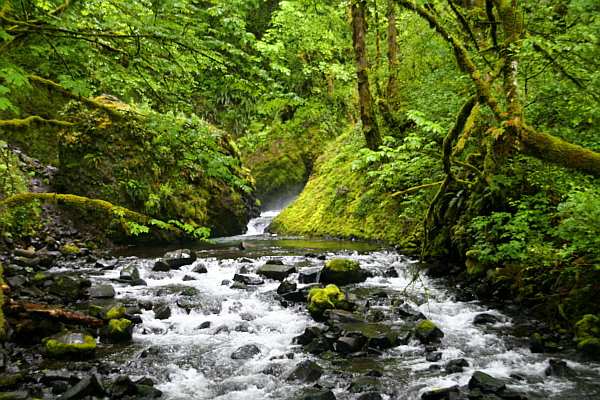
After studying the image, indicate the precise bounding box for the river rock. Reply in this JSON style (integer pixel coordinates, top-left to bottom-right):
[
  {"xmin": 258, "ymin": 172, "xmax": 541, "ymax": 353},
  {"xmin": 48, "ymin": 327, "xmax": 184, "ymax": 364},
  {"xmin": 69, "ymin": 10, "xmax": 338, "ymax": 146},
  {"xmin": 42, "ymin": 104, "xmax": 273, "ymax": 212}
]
[
  {"xmin": 335, "ymin": 335, "xmax": 365, "ymax": 353},
  {"xmin": 233, "ymin": 274, "xmax": 264, "ymax": 285},
  {"xmin": 44, "ymin": 331, "xmax": 96, "ymax": 359},
  {"xmin": 48, "ymin": 276, "xmax": 85, "ymax": 302},
  {"xmin": 293, "ymin": 327, "xmax": 323, "ymax": 345},
  {"xmin": 88, "ymin": 284, "xmax": 116, "ymax": 299},
  {"xmin": 120, "ymin": 265, "xmax": 140, "ymax": 281},
  {"xmin": 473, "ymin": 313, "xmax": 502, "ymax": 325},
  {"xmin": 299, "ymin": 267, "xmax": 321, "ymax": 284},
  {"xmin": 180, "ymin": 287, "xmax": 198, "ymax": 296},
  {"xmin": 282, "ymin": 288, "xmax": 310, "ymax": 302},
  {"xmin": 136, "ymin": 384, "xmax": 162, "ymax": 398},
  {"xmin": 161, "ymin": 249, "xmax": 197, "ymax": 269},
  {"xmin": 286, "ymin": 360, "xmax": 323, "ymax": 382},
  {"xmin": 13, "ymin": 255, "xmax": 40, "ymax": 268},
  {"xmin": 111, "ymin": 375, "xmax": 137, "ymax": 398},
  {"xmin": 421, "ymin": 385, "xmax": 461, "ymax": 400},
  {"xmin": 414, "ymin": 320, "xmax": 444, "ymax": 344},
  {"xmin": 107, "ymin": 318, "xmax": 133, "ymax": 343},
  {"xmin": 302, "ymin": 389, "xmax": 336, "ymax": 400},
  {"xmin": 61, "ymin": 373, "xmax": 106, "ymax": 400},
  {"xmin": 95, "ymin": 258, "xmax": 118, "ymax": 270},
  {"xmin": 577, "ymin": 337, "xmax": 600, "ymax": 359},
  {"xmin": 153, "ymin": 260, "xmax": 171, "ymax": 271},
  {"xmin": 445, "ymin": 358, "xmax": 469, "ymax": 373},
  {"xmin": 231, "ymin": 344, "xmax": 261, "ymax": 359},
  {"xmin": 277, "ymin": 281, "xmax": 297, "ymax": 295},
  {"xmin": 154, "ymin": 304, "xmax": 171, "ymax": 320},
  {"xmin": 0, "ymin": 391, "xmax": 28, "ymax": 400},
  {"xmin": 320, "ymin": 259, "xmax": 367, "ymax": 285},
  {"xmin": 468, "ymin": 371, "xmax": 506, "ymax": 393},
  {"xmin": 349, "ymin": 376, "xmax": 380, "ymax": 393},
  {"xmin": 395, "ymin": 304, "xmax": 426, "ymax": 321},
  {"xmin": 192, "ymin": 263, "xmax": 208, "ymax": 274},
  {"xmin": 357, "ymin": 393, "xmax": 383, "ymax": 400},
  {"xmin": 257, "ymin": 263, "xmax": 296, "ymax": 281},
  {"xmin": 544, "ymin": 359, "xmax": 575, "ymax": 377},
  {"xmin": 13, "ymin": 248, "xmax": 36, "ymax": 258}
]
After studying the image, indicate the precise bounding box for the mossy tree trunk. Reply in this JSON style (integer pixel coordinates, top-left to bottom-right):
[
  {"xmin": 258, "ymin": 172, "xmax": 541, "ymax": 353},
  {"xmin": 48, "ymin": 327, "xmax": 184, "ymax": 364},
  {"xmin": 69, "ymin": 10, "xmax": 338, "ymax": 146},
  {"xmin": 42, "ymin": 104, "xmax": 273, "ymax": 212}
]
[
  {"xmin": 350, "ymin": 0, "xmax": 382, "ymax": 151},
  {"xmin": 392, "ymin": 0, "xmax": 600, "ymax": 263}
]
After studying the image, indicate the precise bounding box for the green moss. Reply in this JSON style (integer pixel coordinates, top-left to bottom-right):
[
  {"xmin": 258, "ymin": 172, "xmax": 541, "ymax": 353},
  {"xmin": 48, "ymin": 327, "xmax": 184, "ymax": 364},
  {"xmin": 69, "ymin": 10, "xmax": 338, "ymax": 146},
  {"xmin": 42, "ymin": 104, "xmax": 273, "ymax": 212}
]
[
  {"xmin": 107, "ymin": 318, "xmax": 133, "ymax": 342},
  {"xmin": 0, "ymin": 373, "xmax": 21, "ymax": 389},
  {"xmin": 325, "ymin": 259, "xmax": 360, "ymax": 273},
  {"xmin": 574, "ymin": 314, "xmax": 600, "ymax": 340},
  {"xmin": 59, "ymin": 244, "xmax": 82, "ymax": 256},
  {"xmin": 106, "ymin": 306, "xmax": 126, "ymax": 320},
  {"xmin": 307, "ymin": 285, "xmax": 345, "ymax": 315},
  {"xmin": 33, "ymin": 273, "xmax": 46, "ymax": 281},
  {"xmin": 88, "ymin": 305, "xmax": 104, "ymax": 319},
  {"xmin": 416, "ymin": 320, "xmax": 437, "ymax": 333},
  {"xmin": 44, "ymin": 334, "xmax": 96, "ymax": 358},
  {"xmin": 108, "ymin": 318, "xmax": 132, "ymax": 333},
  {"xmin": 270, "ymin": 132, "xmax": 411, "ymax": 243}
]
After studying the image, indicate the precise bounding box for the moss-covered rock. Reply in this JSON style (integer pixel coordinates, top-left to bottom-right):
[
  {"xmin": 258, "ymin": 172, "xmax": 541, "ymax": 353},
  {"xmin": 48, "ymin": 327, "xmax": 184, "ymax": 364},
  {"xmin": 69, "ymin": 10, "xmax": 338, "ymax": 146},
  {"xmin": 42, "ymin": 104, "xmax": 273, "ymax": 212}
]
[
  {"xmin": 414, "ymin": 320, "xmax": 445, "ymax": 344},
  {"xmin": 107, "ymin": 318, "xmax": 133, "ymax": 343},
  {"xmin": 574, "ymin": 314, "xmax": 600, "ymax": 339},
  {"xmin": 106, "ymin": 306, "xmax": 126, "ymax": 320},
  {"xmin": 43, "ymin": 331, "xmax": 96, "ymax": 359},
  {"xmin": 307, "ymin": 285, "xmax": 345, "ymax": 316},
  {"xmin": 320, "ymin": 259, "xmax": 366, "ymax": 285},
  {"xmin": 59, "ymin": 244, "xmax": 82, "ymax": 256}
]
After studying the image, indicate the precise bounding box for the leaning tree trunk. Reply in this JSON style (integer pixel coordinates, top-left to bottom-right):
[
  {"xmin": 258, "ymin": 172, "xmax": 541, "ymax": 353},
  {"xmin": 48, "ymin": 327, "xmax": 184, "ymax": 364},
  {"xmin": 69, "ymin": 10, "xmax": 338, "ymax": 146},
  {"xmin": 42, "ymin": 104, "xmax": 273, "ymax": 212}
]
[{"xmin": 350, "ymin": 0, "xmax": 382, "ymax": 151}]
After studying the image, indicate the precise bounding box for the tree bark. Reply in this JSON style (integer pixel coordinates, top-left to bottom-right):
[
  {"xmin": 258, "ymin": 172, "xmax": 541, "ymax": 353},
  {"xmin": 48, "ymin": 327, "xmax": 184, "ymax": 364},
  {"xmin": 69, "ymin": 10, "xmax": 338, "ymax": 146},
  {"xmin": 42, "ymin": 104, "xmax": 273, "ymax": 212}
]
[
  {"xmin": 350, "ymin": 0, "xmax": 382, "ymax": 151},
  {"xmin": 385, "ymin": 0, "xmax": 399, "ymax": 99}
]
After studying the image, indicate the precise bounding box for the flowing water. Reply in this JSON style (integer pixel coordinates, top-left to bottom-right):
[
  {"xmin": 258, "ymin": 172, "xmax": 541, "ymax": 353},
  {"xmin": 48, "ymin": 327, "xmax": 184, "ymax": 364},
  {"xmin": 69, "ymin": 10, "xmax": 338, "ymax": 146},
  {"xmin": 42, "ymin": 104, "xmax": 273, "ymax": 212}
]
[{"xmin": 50, "ymin": 210, "xmax": 600, "ymax": 399}]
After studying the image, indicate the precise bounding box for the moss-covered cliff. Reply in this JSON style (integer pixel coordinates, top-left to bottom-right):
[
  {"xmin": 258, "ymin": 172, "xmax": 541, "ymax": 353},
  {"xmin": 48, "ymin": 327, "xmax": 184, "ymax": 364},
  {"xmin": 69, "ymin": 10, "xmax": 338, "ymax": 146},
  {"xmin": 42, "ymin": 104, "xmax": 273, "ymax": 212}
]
[
  {"xmin": 270, "ymin": 131, "xmax": 418, "ymax": 248},
  {"xmin": 55, "ymin": 98, "xmax": 258, "ymax": 237}
]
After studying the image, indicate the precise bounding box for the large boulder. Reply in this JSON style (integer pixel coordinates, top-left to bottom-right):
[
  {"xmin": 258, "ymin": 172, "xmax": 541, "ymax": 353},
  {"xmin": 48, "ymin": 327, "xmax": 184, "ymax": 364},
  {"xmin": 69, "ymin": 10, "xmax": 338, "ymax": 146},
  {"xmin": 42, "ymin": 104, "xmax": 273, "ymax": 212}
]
[{"xmin": 319, "ymin": 259, "xmax": 366, "ymax": 285}]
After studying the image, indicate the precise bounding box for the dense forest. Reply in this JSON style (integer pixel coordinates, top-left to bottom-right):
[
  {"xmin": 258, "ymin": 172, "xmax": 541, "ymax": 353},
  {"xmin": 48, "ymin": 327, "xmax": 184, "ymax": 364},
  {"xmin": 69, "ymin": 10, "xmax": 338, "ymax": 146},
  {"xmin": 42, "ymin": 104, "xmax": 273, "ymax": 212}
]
[{"xmin": 1, "ymin": 0, "xmax": 600, "ymax": 394}]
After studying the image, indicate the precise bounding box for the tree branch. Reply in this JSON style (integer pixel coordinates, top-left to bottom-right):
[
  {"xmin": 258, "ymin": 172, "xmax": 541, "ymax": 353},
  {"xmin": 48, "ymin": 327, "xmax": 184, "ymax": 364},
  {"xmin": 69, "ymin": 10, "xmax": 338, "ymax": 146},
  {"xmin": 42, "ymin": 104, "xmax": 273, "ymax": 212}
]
[
  {"xmin": 0, "ymin": 115, "xmax": 74, "ymax": 128},
  {"xmin": 25, "ymin": 75, "xmax": 129, "ymax": 120}
]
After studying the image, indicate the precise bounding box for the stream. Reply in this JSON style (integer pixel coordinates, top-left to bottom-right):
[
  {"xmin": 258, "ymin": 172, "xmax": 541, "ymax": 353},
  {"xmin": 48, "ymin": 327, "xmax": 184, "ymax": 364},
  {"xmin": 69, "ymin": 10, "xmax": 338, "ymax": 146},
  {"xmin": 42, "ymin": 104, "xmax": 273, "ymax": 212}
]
[{"xmin": 47, "ymin": 209, "xmax": 600, "ymax": 399}]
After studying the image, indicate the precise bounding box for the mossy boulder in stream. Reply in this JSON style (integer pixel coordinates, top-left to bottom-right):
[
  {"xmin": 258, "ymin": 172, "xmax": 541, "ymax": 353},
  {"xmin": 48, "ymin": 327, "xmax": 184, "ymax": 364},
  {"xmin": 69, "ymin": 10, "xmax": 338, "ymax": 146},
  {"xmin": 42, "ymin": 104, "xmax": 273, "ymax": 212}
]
[
  {"xmin": 307, "ymin": 285, "xmax": 346, "ymax": 316},
  {"xmin": 107, "ymin": 318, "xmax": 133, "ymax": 343},
  {"xmin": 320, "ymin": 259, "xmax": 366, "ymax": 286},
  {"xmin": 414, "ymin": 320, "xmax": 445, "ymax": 344},
  {"xmin": 43, "ymin": 331, "xmax": 96, "ymax": 359}
]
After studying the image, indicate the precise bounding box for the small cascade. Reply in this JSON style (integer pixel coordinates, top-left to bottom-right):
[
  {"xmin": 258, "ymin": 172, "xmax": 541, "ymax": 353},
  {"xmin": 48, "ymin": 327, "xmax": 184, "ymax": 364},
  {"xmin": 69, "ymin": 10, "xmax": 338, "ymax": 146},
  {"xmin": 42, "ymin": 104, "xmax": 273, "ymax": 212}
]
[{"xmin": 244, "ymin": 210, "xmax": 281, "ymax": 236}]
